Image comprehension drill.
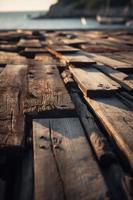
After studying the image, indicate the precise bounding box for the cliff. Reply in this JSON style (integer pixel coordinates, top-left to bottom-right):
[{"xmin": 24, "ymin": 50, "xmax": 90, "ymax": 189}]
[{"xmin": 46, "ymin": 0, "xmax": 132, "ymax": 18}]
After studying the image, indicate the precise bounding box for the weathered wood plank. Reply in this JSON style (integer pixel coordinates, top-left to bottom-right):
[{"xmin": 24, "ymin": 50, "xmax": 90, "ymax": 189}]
[
  {"xmin": 33, "ymin": 119, "xmax": 64, "ymax": 200},
  {"xmin": 87, "ymin": 53, "xmax": 133, "ymax": 71},
  {"xmin": 24, "ymin": 64, "xmax": 75, "ymax": 117},
  {"xmin": 0, "ymin": 31, "xmax": 23, "ymax": 41},
  {"xmin": 33, "ymin": 118, "xmax": 108, "ymax": 200},
  {"xmin": 49, "ymin": 45, "xmax": 79, "ymax": 53},
  {"xmin": 35, "ymin": 53, "xmax": 57, "ymax": 65},
  {"xmin": 95, "ymin": 64, "xmax": 133, "ymax": 94},
  {"xmin": 0, "ymin": 51, "xmax": 27, "ymax": 65},
  {"xmin": 0, "ymin": 64, "xmax": 27, "ymax": 148},
  {"xmin": 20, "ymin": 48, "xmax": 49, "ymax": 57},
  {"xmin": 17, "ymin": 39, "xmax": 42, "ymax": 48},
  {"xmin": 71, "ymin": 92, "xmax": 117, "ymax": 167},
  {"xmin": 81, "ymin": 43, "xmax": 118, "ymax": 53},
  {"xmin": 0, "ymin": 44, "xmax": 17, "ymax": 52},
  {"xmin": 61, "ymin": 52, "xmax": 96, "ymax": 66},
  {"xmin": 62, "ymin": 38, "xmax": 87, "ymax": 45},
  {"xmin": 85, "ymin": 95, "xmax": 133, "ymax": 172},
  {"xmin": 70, "ymin": 66, "xmax": 120, "ymax": 97}
]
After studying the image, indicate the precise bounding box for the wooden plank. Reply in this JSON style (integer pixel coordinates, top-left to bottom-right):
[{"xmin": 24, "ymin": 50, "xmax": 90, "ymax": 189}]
[
  {"xmin": 50, "ymin": 45, "xmax": 79, "ymax": 53},
  {"xmin": 61, "ymin": 52, "xmax": 96, "ymax": 66},
  {"xmin": 0, "ymin": 67, "xmax": 4, "ymax": 73},
  {"xmin": 108, "ymin": 36, "xmax": 133, "ymax": 46},
  {"xmin": 71, "ymin": 92, "xmax": 117, "ymax": 167},
  {"xmin": 118, "ymin": 52, "xmax": 133, "ymax": 63},
  {"xmin": 0, "ymin": 64, "xmax": 27, "ymax": 148},
  {"xmin": 33, "ymin": 119, "xmax": 64, "ymax": 200},
  {"xmin": 17, "ymin": 39, "xmax": 42, "ymax": 48},
  {"xmin": 0, "ymin": 31, "xmax": 23, "ymax": 41},
  {"xmin": 0, "ymin": 44, "xmax": 17, "ymax": 52},
  {"xmin": 101, "ymin": 53, "xmax": 133, "ymax": 65},
  {"xmin": 105, "ymin": 164, "xmax": 133, "ymax": 200},
  {"xmin": 95, "ymin": 64, "xmax": 133, "ymax": 94},
  {"xmin": 88, "ymin": 53, "xmax": 133, "ymax": 71},
  {"xmin": 24, "ymin": 64, "xmax": 75, "ymax": 117},
  {"xmin": 20, "ymin": 48, "xmax": 49, "ymax": 57},
  {"xmin": 70, "ymin": 66, "xmax": 120, "ymax": 97},
  {"xmin": 35, "ymin": 53, "xmax": 57, "ymax": 65},
  {"xmin": 0, "ymin": 57, "xmax": 28, "ymax": 65},
  {"xmin": 81, "ymin": 43, "xmax": 118, "ymax": 53},
  {"xmin": 0, "ymin": 51, "xmax": 27, "ymax": 65},
  {"xmin": 33, "ymin": 118, "xmax": 108, "ymax": 200},
  {"xmin": 117, "ymin": 93, "xmax": 133, "ymax": 110},
  {"xmin": 85, "ymin": 95, "xmax": 133, "ymax": 172},
  {"xmin": 62, "ymin": 38, "xmax": 87, "ymax": 45}
]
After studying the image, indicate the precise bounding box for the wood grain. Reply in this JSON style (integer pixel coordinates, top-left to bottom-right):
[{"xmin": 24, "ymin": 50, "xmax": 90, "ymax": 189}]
[
  {"xmin": 0, "ymin": 64, "xmax": 27, "ymax": 148},
  {"xmin": 70, "ymin": 66, "xmax": 120, "ymax": 97},
  {"xmin": 24, "ymin": 64, "xmax": 75, "ymax": 117},
  {"xmin": 85, "ymin": 95, "xmax": 133, "ymax": 172},
  {"xmin": 33, "ymin": 118, "xmax": 108, "ymax": 200},
  {"xmin": 33, "ymin": 119, "xmax": 64, "ymax": 200}
]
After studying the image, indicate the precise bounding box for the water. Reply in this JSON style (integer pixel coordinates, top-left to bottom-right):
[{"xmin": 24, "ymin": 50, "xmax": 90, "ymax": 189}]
[{"xmin": 0, "ymin": 11, "xmax": 132, "ymax": 30}]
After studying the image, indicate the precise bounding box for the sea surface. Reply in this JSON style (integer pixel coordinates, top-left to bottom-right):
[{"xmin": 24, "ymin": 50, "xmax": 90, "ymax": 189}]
[{"xmin": 0, "ymin": 11, "xmax": 132, "ymax": 30}]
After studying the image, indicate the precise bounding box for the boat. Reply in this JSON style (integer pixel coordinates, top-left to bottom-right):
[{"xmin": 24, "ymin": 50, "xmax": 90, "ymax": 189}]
[
  {"xmin": 96, "ymin": 0, "xmax": 127, "ymax": 24},
  {"xmin": 96, "ymin": 15, "xmax": 126, "ymax": 24}
]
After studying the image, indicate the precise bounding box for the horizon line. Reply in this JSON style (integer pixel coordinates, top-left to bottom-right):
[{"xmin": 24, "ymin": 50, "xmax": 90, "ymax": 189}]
[{"xmin": 0, "ymin": 9, "xmax": 48, "ymax": 13}]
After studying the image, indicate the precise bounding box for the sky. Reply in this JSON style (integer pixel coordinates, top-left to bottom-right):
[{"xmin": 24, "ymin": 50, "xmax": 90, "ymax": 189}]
[{"xmin": 0, "ymin": 0, "xmax": 57, "ymax": 12}]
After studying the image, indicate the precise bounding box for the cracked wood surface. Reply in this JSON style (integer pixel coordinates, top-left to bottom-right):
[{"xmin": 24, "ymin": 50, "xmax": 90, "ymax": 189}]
[
  {"xmin": 85, "ymin": 95, "xmax": 133, "ymax": 172},
  {"xmin": 0, "ymin": 64, "xmax": 27, "ymax": 147},
  {"xmin": 24, "ymin": 64, "xmax": 75, "ymax": 116},
  {"xmin": 33, "ymin": 118, "xmax": 108, "ymax": 200}
]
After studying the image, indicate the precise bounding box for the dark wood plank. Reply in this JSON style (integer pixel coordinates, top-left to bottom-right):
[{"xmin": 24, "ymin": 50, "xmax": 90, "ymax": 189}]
[
  {"xmin": 0, "ymin": 31, "xmax": 23, "ymax": 41},
  {"xmin": 85, "ymin": 95, "xmax": 133, "ymax": 172},
  {"xmin": 24, "ymin": 64, "xmax": 75, "ymax": 117},
  {"xmin": 13, "ymin": 149, "xmax": 33, "ymax": 200},
  {"xmin": 20, "ymin": 48, "xmax": 49, "ymax": 57},
  {"xmin": 0, "ymin": 178, "xmax": 6, "ymax": 200},
  {"xmin": 105, "ymin": 164, "xmax": 133, "ymax": 200},
  {"xmin": 70, "ymin": 66, "xmax": 120, "ymax": 97},
  {"xmin": 71, "ymin": 92, "xmax": 117, "ymax": 167},
  {"xmin": 33, "ymin": 119, "xmax": 64, "ymax": 200},
  {"xmin": 0, "ymin": 64, "xmax": 27, "ymax": 148},
  {"xmin": 33, "ymin": 118, "xmax": 108, "ymax": 200}
]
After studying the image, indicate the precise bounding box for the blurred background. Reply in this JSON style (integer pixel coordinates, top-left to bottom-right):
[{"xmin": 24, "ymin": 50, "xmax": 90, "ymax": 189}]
[{"xmin": 0, "ymin": 0, "xmax": 133, "ymax": 29}]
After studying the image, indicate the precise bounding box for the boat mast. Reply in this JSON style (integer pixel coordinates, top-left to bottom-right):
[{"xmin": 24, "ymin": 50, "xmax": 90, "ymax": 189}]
[{"xmin": 106, "ymin": 0, "xmax": 110, "ymax": 15}]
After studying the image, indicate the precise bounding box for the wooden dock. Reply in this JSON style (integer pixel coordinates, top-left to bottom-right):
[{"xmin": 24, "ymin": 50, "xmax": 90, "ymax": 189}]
[{"xmin": 0, "ymin": 29, "xmax": 133, "ymax": 200}]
